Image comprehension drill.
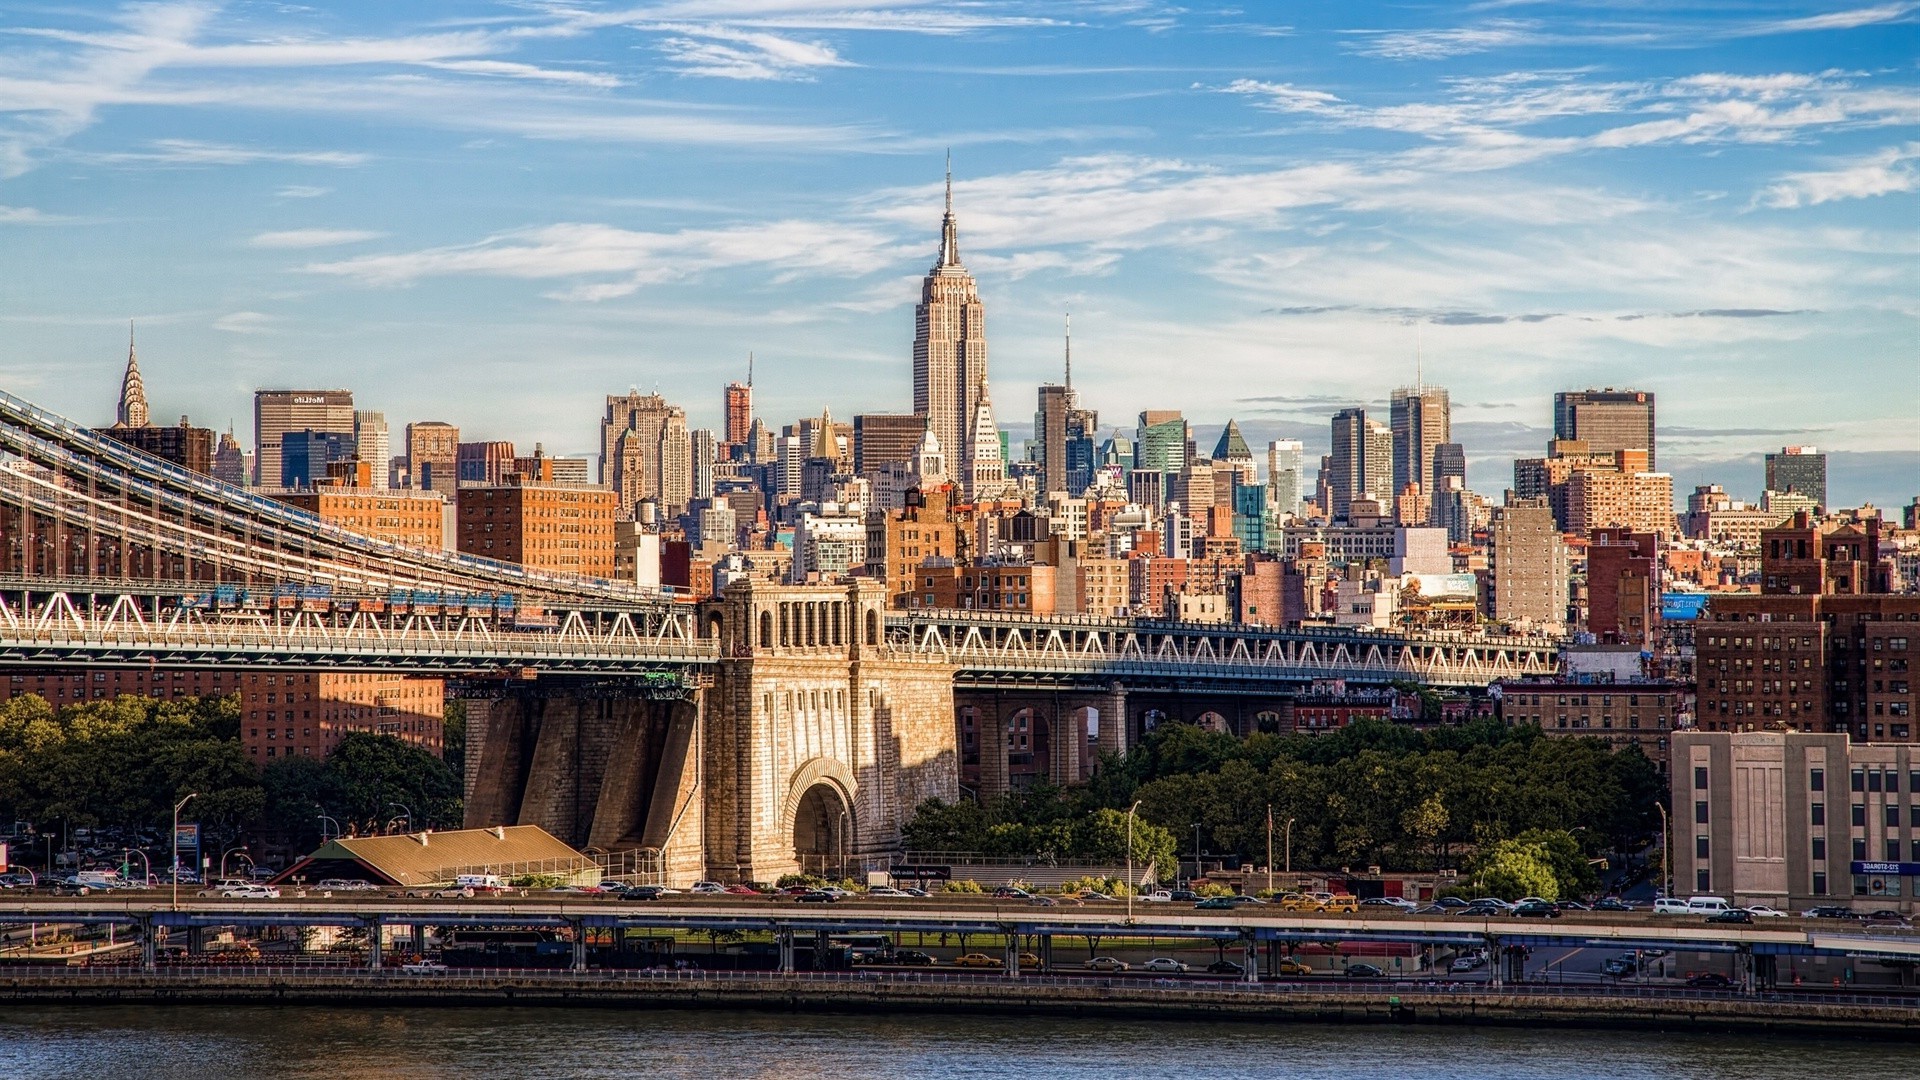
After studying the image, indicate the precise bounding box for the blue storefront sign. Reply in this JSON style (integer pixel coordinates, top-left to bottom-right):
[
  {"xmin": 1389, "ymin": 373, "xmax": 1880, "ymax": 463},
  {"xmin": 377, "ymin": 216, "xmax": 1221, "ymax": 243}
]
[{"xmin": 1849, "ymin": 861, "xmax": 1920, "ymax": 876}]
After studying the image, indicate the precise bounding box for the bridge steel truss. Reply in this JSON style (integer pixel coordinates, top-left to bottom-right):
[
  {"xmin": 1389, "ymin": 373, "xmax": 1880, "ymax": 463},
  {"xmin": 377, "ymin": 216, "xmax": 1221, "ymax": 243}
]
[
  {"xmin": 0, "ymin": 579, "xmax": 715, "ymax": 675},
  {"xmin": 0, "ymin": 389, "xmax": 677, "ymax": 611},
  {"xmin": 894, "ymin": 610, "xmax": 1561, "ymax": 691}
]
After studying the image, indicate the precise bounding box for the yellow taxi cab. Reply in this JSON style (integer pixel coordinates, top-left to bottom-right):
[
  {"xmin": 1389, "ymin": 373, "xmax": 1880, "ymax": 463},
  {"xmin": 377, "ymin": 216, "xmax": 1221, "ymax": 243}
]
[
  {"xmin": 1321, "ymin": 894, "xmax": 1360, "ymax": 914},
  {"xmin": 1275, "ymin": 957, "xmax": 1314, "ymax": 976},
  {"xmin": 952, "ymin": 952, "xmax": 1003, "ymax": 968},
  {"xmin": 1276, "ymin": 893, "xmax": 1322, "ymax": 912}
]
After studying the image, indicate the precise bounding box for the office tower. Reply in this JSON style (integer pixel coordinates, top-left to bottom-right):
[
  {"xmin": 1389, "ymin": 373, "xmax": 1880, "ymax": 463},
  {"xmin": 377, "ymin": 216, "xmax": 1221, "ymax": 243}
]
[
  {"xmin": 115, "ymin": 324, "xmax": 148, "ymax": 429},
  {"xmin": 254, "ymin": 390, "xmax": 353, "ymax": 489},
  {"xmin": 1035, "ymin": 384, "xmax": 1071, "ymax": 495},
  {"xmin": 456, "ymin": 440, "xmax": 516, "ymax": 486},
  {"xmin": 1486, "ymin": 498, "xmax": 1568, "ymax": 630},
  {"xmin": 656, "ymin": 411, "xmax": 692, "ymax": 514},
  {"xmin": 854, "ymin": 414, "xmax": 927, "ymax": 474},
  {"xmin": 1329, "ymin": 408, "xmax": 1391, "ymax": 522},
  {"xmin": 1554, "ymin": 389, "xmax": 1656, "ymax": 469},
  {"xmin": 212, "ymin": 430, "xmax": 247, "ymax": 487},
  {"xmin": 1266, "ymin": 439, "xmax": 1304, "ymax": 520},
  {"xmin": 724, "ymin": 378, "xmax": 753, "ymax": 447},
  {"xmin": 601, "ymin": 392, "xmax": 687, "ymax": 517},
  {"xmin": 103, "ymin": 420, "xmax": 214, "ymax": 475},
  {"xmin": 404, "ymin": 421, "xmax": 459, "ymax": 492},
  {"xmin": 1432, "ymin": 442, "xmax": 1466, "ymax": 490},
  {"xmin": 1765, "ymin": 446, "xmax": 1827, "ymax": 511},
  {"xmin": 1390, "ymin": 384, "xmax": 1450, "ymax": 497},
  {"xmin": 549, "ymin": 457, "xmax": 591, "ymax": 487},
  {"xmin": 1136, "ymin": 410, "xmax": 1188, "ymax": 482},
  {"xmin": 690, "ymin": 428, "xmax": 717, "ymax": 501},
  {"xmin": 456, "ymin": 483, "xmax": 619, "ymax": 578},
  {"xmin": 912, "ymin": 161, "xmax": 987, "ymax": 483},
  {"xmin": 353, "ymin": 411, "xmax": 390, "ymax": 488},
  {"xmin": 280, "ymin": 430, "xmax": 356, "ymax": 489}
]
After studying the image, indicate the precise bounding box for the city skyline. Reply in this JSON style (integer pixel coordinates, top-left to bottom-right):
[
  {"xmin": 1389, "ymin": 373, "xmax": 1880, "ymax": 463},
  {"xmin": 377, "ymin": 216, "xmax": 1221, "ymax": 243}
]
[{"xmin": 0, "ymin": 2, "xmax": 1915, "ymax": 507}]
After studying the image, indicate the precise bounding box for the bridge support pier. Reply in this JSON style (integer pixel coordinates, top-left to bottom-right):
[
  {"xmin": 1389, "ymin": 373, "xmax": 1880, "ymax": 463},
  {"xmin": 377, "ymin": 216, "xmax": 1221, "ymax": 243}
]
[
  {"xmin": 777, "ymin": 929, "xmax": 794, "ymax": 974},
  {"xmin": 366, "ymin": 920, "xmax": 383, "ymax": 972},
  {"xmin": 1039, "ymin": 934, "xmax": 1052, "ymax": 972},
  {"xmin": 1243, "ymin": 936, "xmax": 1257, "ymax": 982},
  {"xmin": 139, "ymin": 917, "xmax": 156, "ymax": 972},
  {"xmin": 1097, "ymin": 683, "xmax": 1127, "ymax": 762},
  {"xmin": 568, "ymin": 919, "xmax": 587, "ymax": 972},
  {"xmin": 1004, "ymin": 935, "xmax": 1020, "ymax": 976}
]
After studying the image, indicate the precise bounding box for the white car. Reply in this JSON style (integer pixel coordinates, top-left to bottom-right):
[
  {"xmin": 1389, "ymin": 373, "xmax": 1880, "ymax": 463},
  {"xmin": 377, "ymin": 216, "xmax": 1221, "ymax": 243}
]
[
  {"xmin": 867, "ymin": 885, "xmax": 909, "ymax": 897},
  {"xmin": 1139, "ymin": 891, "xmax": 1173, "ymax": 904},
  {"xmin": 1141, "ymin": 957, "xmax": 1189, "ymax": 974},
  {"xmin": 400, "ymin": 960, "xmax": 448, "ymax": 975},
  {"xmin": 1744, "ymin": 905, "xmax": 1789, "ymax": 918},
  {"xmin": 222, "ymin": 884, "xmax": 280, "ymax": 899},
  {"xmin": 689, "ymin": 881, "xmax": 726, "ymax": 894}
]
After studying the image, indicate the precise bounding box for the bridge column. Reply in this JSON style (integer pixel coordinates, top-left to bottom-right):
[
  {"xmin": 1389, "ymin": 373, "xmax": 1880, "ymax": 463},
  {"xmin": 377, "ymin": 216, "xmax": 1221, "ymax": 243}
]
[
  {"xmin": 366, "ymin": 919, "xmax": 383, "ymax": 972},
  {"xmin": 569, "ymin": 919, "xmax": 587, "ymax": 972},
  {"xmin": 139, "ymin": 916, "xmax": 156, "ymax": 972},
  {"xmin": 778, "ymin": 928, "xmax": 794, "ymax": 974},
  {"xmin": 1004, "ymin": 935, "xmax": 1020, "ymax": 976},
  {"xmin": 1243, "ymin": 936, "xmax": 1258, "ymax": 983},
  {"xmin": 977, "ymin": 701, "xmax": 1009, "ymax": 800},
  {"xmin": 1097, "ymin": 683, "xmax": 1128, "ymax": 762},
  {"xmin": 1040, "ymin": 934, "xmax": 1051, "ymax": 972}
]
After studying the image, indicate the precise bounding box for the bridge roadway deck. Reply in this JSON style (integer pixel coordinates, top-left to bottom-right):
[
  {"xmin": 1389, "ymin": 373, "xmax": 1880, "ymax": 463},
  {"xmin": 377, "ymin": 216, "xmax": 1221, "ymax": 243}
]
[{"xmin": 8, "ymin": 897, "xmax": 1916, "ymax": 960}]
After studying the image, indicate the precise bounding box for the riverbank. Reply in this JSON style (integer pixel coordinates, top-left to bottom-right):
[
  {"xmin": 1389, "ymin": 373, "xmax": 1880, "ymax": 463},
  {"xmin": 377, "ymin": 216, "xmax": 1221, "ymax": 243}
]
[{"xmin": 5, "ymin": 969, "xmax": 1917, "ymax": 1040}]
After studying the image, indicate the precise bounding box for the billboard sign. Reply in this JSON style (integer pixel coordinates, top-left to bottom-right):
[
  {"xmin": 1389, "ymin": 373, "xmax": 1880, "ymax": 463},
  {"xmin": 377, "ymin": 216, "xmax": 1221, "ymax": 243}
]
[{"xmin": 173, "ymin": 823, "xmax": 201, "ymax": 873}]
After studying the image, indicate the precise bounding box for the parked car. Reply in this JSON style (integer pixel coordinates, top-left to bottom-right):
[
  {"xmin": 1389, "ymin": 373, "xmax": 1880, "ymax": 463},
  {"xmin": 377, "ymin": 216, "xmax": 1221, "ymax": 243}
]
[
  {"xmin": 1510, "ymin": 901, "xmax": 1560, "ymax": 919},
  {"xmin": 1082, "ymin": 956, "xmax": 1129, "ymax": 972},
  {"xmin": 1449, "ymin": 953, "xmax": 1486, "ymax": 973},
  {"xmin": 992, "ymin": 886, "xmax": 1031, "ymax": 899},
  {"xmin": 1276, "ymin": 893, "xmax": 1321, "ymax": 912},
  {"xmin": 1554, "ymin": 901, "xmax": 1590, "ymax": 911},
  {"xmin": 1206, "ymin": 959, "xmax": 1245, "ymax": 976},
  {"xmin": 1275, "ymin": 957, "xmax": 1313, "ymax": 976},
  {"xmin": 795, "ymin": 890, "xmax": 837, "ymax": 904},
  {"xmin": 1194, "ymin": 897, "xmax": 1237, "ymax": 910},
  {"xmin": 689, "ymin": 881, "xmax": 726, "ymax": 895},
  {"xmin": 952, "ymin": 953, "xmax": 1002, "ymax": 968},
  {"xmin": 1601, "ymin": 957, "xmax": 1637, "ymax": 978},
  {"xmin": 1743, "ymin": 905, "xmax": 1788, "ymax": 918},
  {"xmin": 1802, "ymin": 906, "xmax": 1864, "ymax": 919},
  {"xmin": 1141, "ymin": 957, "xmax": 1189, "ymax": 974},
  {"xmin": 1685, "ymin": 972, "xmax": 1736, "ymax": 989},
  {"xmin": 1868, "ymin": 909, "xmax": 1911, "ymax": 925},
  {"xmin": 619, "ymin": 885, "xmax": 666, "ymax": 901},
  {"xmin": 1344, "ymin": 962, "xmax": 1386, "ymax": 978},
  {"xmin": 399, "ymin": 960, "xmax": 447, "ymax": 975},
  {"xmin": 1706, "ymin": 908, "xmax": 1753, "ymax": 925},
  {"xmin": 1593, "ymin": 898, "xmax": 1635, "ymax": 912},
  {"xmin": 1139, "ymin": 890, "xmax": 1173, "ymax": 904},
  {"xmin": 893, "ymin": 950, "xmax": 936, "ymax": 966}
]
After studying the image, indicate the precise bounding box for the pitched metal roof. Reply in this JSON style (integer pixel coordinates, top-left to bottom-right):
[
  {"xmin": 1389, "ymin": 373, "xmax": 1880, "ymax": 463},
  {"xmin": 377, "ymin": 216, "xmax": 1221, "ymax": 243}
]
[{"xmin": 281, "ymin": 825, "xmax": 594, "ymax": 887}]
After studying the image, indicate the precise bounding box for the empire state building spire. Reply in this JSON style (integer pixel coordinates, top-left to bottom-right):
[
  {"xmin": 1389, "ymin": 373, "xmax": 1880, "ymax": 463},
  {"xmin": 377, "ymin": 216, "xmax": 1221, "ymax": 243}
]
[
  {"xmin": 936, "ymin": 150, "xmax": 961, "ymax": 268},
  {"xmin": 117, "ymin": 320, "xmax": 149, "ymax": 429}
]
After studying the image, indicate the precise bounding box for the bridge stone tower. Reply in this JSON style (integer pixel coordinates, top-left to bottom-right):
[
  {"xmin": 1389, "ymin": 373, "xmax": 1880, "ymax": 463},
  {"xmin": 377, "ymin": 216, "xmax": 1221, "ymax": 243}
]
[
  {"xmin": 463, "ymin": 579, "xmax": 956, "ymax": 885},
  {"xmin": 700, "ymin": 578, "xmax": 956, "ymax": 882}
]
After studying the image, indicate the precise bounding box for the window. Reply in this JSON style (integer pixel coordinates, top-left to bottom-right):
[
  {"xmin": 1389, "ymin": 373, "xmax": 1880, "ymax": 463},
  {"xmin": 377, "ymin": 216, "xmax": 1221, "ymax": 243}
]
[
  {"xmin": 1853, "ymin": 803, "xmax": 1868, "ymax": 827},
  {"xmin": 1889, "ymin": 839, "xmax": 1903, "ymax": 862},
  {"xmin": 1813, "ymin": 871, "xmax": 1828, "ymax": 896},
  {"xmin": 1888, "ymin": 804, "xmax": 1902, "ymax": 829},
  {"xmin": 1869, "ymin": 770, "xmax": 1883, "ymax": 793},
  {"xmin": 1696, "ymin": 836, "xmax": 1710, "ymax": 859},
  {"xmin": 1811, "ymin": 802, "xmax": 1825, "ymax": 826},
  {"xmin": 1810, "ymin": 768, "xmax": 1825, "ymax": 792},
  {"xmin": 1695, "ymin": 800, "xmax": 1710, "ymax": 824},
  {"xmin": 1812, "ymin": 837, "xmax": 1826, "ymax": 861},
  {"xmin": 1891, "ymin": 771, "xmax": 1903, "ymax": 794},
  {"xmin": 1694, "ymin": 766, "xmax": 1709, "ymax": 790},
  {"xmin": 1696, "ymin": 869, "xmax": 1712, "ymax": 893},
  {"xmin": 1853, "ymin": 838, "xmax": 1868, "ymax": 861},
  {"xmin": 1852, "ymin": 769, "xmax": 1866, "ymax": 792}
]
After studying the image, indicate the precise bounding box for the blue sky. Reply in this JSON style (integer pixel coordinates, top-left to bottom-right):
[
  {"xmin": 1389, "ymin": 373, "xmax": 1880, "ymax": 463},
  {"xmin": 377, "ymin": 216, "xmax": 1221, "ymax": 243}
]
[{"xmin": 0, "ymin": 1, "xmax": 1915, "ymax": 506}]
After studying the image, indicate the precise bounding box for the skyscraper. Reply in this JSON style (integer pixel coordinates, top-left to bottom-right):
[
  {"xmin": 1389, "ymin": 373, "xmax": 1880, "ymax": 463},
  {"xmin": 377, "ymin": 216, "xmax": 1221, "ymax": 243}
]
[
  {"xmin": 1765, "ymin": 446, "xmax": 1827, "ymax": 511},
  {"xmin": 1211, "ymin": 420, "xmax": 1256, "ymax": 488},
  {"xmin": 116, "ymin": 322, "xmax": 148, "ymax": 429},
  {"xmin": 1136, "ymin": 410, "xmax": 1188, "ymax": 479},
  {"xmin": 1267, "ymin": 439, "xmax": 1304, "ymax": 520},
  {"xmin": 1035, "ymin": 383, "xmax": 1071, "ymax": 495},
  {"xmin": 691, "ymin": 428, "xmax": 717, "ymax": 501},
  {"xmin": 1554, "ymin": 389, "xmax": 1656, "ymax": 469},
  {"xmin": 601, "ymin": 391, "xmax": 687, "ymax": 517},
  {"xmin": 254, "ymin": 390, "xmax": 353, "ymax": 489},
  {"xmin": 353, "ymin": 411, "xmax": 389, "ymax": 489},
  {"xmin": 911, "ymin": 160, "xmax": 987, "ymax": 485},
  {"xmin": 966, "ymin": 381, "xmax": 1005, "ymax": 498},
  {"xmin": 1390, "ymin": 384, "xmax": 1450, "ymax": 496},
  {"xmin": 1329, "ymin": 409, "xmax": 1392, "ymax": 521},
  {"xmin": 724, "ymin": 377, "xmax": 752, "ymax": 447}
]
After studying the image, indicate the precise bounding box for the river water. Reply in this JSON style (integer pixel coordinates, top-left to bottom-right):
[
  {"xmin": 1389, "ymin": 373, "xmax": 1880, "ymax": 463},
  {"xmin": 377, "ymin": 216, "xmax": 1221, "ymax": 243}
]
[{"xmin": 0, "ymin": 1005, "xmax": 1907, "ymax": 1078}]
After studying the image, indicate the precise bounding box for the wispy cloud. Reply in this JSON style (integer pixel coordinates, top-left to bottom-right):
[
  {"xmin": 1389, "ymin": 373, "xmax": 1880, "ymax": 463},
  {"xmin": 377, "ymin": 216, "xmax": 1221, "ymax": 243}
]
[
  {"xmin": 92, "ymin": 140, "xmax": 370, "ymax": 167},
  {"xmin": 0, "ymin": 205, "xmax": 60, "ymax": 224},
  {"xmin": 1343, "ymin": 20, "xmax": 1543, "ymax": 60},
  {"xmin": 275, "ymin": 185, "xmax": 332, "ymax": 199},
  {"xmin": 247, "ymin": 228, "xmax": 385, "ymax": 249},
  {"xmin": 1741, "ymin": 2, "xmax": 1920, "ymax": 34},
  {"xmin": 642, "ymin": 23, "xmax": 856, "ymax": 80},
  {"xmin": 421, "ymin": 59, "xmax": 621, "ymax": 88},
  {"xmin": 212, "ymin": 311, "xmax": 276, "ymax": 334},
  {"xmin": 1758, "ymin": 142, "xmax": 1920, "ymax": 207}
]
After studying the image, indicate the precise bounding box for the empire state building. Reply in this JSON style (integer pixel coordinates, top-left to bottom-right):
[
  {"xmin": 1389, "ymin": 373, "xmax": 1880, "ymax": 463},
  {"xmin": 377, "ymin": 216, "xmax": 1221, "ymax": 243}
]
[{"xmin": 912, "ymin": 163, "xmax": 987, "ymax": 494}]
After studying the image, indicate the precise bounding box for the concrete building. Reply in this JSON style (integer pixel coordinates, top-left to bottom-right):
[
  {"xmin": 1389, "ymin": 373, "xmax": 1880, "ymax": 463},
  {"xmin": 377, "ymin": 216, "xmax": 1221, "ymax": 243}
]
[
  {"xmin": 1672, "ymin": 730, "xmax": 1920, "ymax": 915},
  {"xmin": 915, "ymin": 559, "xmax": 1056, "ymax": 614},
  {"xmin": 1329, "ymin": 408, "xmax": 1392, "ymax": 523},
  {"xmin": 1267, "ymin": 439, "xmax": 1304, "ymax": 521},
  {"xmin": 1554, "ymin": 388, "xmax": 1656, "ymax": 470},
  {"xmin": 1587, "ymin": 527, "xmax": 1660, "ymax": 646},
  {"xmin": 1765, "ymin": 446, "xmax": 1828, "ymax": 513},
  {"xmin": 101, "ymin": 420, "xmax": 215, "ymax": 475},
  {"xmin": 353, "ymin": 411, "xmax": 389, "ymax": 489},
  {"xmin": 724, "ymin": 380, "xmax": 753, "ymax": 447},
  {"xmin": 456, "ymin": 481, "xmax": 618, "ymax": 578},
  {"xmin": 404, "ymin": 421, "xmax": 460, "ymax": 493},
  {"xmin": 254, "ymin": 390, "xmax": 353, "ymax": 489},
  {"xmin": 853, "ymin": 414, "xmax": 925, "ymax": 475},
  {"xmin": 1566, "ymin": 467, "xmax": 1677, "ymax": 537},
  {"xmin": 457, "ymin": 440, "xmax": 516, "ymax": 486},
  {"xmin": 1275, "ymin": 523, "xmax": 1450, "ymax": 574},
  {"xmin": 865, "ymin": 486, "xmax": 961, "ymax": 607},
  {"xmin": 1486, "ymin": 498, "xmax": 1568, "ymax": 631},
  {"xmin": 791, "ymin": 506, "xmax": 868, "ymax": 583},
  {"xmin": 279, "ymin": 430, "xmax": 356, "ymax": 489},
  {"xmin": 600, "ymin": 392, "xmax": 691, "ymax": 518}
]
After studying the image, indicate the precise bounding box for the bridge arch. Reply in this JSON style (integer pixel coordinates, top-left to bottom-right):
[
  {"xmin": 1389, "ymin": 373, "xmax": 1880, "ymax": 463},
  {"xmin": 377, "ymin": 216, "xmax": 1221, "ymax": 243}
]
[{"xmin": 785, "ymin": 757, "xmax": 858, "ymax": 878}]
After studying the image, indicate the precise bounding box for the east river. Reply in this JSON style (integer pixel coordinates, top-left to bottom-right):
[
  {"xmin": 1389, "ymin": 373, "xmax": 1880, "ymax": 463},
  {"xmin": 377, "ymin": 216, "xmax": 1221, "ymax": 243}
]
[{"xmin": 0, "ymin": 1005, "xmax": 1909, "ymax": 1078}]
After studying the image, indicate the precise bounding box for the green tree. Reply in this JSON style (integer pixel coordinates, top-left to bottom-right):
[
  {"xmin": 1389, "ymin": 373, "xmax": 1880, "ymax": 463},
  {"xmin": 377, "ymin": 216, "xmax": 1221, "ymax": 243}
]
[
  {"xmin": 325, "ymin": 733, "xmax": 461, "ymax": 834},
  {"xmin": 1468, "ymin": 839, "xmax": 1559, "ymax": 901}
]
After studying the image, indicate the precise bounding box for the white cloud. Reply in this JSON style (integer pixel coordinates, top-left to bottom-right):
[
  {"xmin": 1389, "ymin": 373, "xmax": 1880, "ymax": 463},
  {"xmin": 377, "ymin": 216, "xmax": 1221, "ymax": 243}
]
[
  {"xmin": 1343, "ymin": 21, "xmax": 1542, "ymax": 60},
  {"xmin": 1759, "ymin": 143, "xmax": 1920, "ymax": 207},
  {"xmin": 643, "ymin": 23, "xmax": 856, "ymax": 80},
  {"xmin": 275, "ymin": 185, "xmax": 332, "ymax": 198},
  {"xmin": 212, "ymin": 311, "xmax": 276, "ymax": 334},
  {"xmin": 1743, "ymin": 2, "xmax": 1919, "ymax": 34},
  {"xmin": 247, "ymin": 228, "xmax": 385, "ymax": 248},
  {"xmin": 421, "ymin": 59, "xmax": 620, "ymax": 88},
  {"xmin": 0, "ymin": 205, "xmax": 55, "ymax": 223},
  {"xmin": 94, "ymin": 139, "xmax": 370, "ymax": 166}
]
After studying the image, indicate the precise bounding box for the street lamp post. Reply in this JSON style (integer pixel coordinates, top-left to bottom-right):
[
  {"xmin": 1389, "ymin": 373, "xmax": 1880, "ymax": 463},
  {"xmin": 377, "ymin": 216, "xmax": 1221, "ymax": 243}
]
[
  {"xmin": 1284, "ymin": 818, "xmax": 1296, "ymax": 876},
  {"xmin": 317, "ymin": 810, "xmax": 341, "ymax": 842},
  {"xmin": 1126, "ymin": 800, "xmax": 1141, "ymax": 923},
  {"xmin": 171, "ymin": 793, "xmax": 198, "ymax": 911},
  {"xmin": 122, "ymin": 848, "xmax": 151, "ymax": 887},
  {"xmin": 387, "ymin": 803, "xmax": 414, "ymax": 834},
  {"xmin": 1655, "ymin": 801, "xmax": 1671, "ymax": 899},
  {"xmin": 220, "ymin": 847, "xmax": 253, "ymax": 882},
  {"xmin": 838, "ymin": 809, "xmax": 849, "ymax": 881},
  {"xmin": 1266, "ymin": 805, "xmax": 1274, "ymax": 896},
  {"xmin": 1191, "ymin": 824, "xmax": 1202, "ymax": 886}
]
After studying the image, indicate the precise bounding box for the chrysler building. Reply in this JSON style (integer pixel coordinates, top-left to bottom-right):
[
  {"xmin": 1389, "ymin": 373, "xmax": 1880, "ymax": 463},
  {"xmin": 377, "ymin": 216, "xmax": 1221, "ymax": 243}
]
[{"xmin": 912, "ymin": 159, "xmax": 987, "ymax": 498}]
